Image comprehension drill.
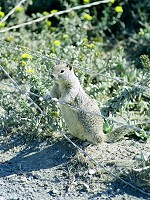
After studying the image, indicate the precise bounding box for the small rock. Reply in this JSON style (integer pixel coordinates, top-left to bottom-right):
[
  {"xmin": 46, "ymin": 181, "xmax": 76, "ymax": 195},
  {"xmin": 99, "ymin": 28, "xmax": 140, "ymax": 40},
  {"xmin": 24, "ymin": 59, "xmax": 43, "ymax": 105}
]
[
  {"xmin": 33, "ymin": 174, "xmax": 41, "ymax": 179},
  {"xmin": 88, "ymin": 168, "xmax": 96, "ymax": 175},
  {"xmin": 48, "ymin": 188, "xmax": 59, "ymax": 196}
]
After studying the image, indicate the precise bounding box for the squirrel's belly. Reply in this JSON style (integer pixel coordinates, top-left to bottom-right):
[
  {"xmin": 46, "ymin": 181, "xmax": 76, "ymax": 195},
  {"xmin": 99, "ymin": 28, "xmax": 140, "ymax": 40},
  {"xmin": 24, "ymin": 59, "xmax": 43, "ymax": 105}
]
[
  {"xmin": 60, "ymin": 105, "xmax": 105, "ymax": 144},
  {"xmin": 60, "ymin": 105, "xmax": 85, "ymax": 138}
]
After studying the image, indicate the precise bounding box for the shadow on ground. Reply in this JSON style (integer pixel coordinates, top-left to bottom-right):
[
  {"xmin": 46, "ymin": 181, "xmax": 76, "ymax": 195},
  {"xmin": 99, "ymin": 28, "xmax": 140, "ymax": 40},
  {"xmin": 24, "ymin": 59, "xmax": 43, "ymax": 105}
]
[{"xmin": 0, "ymin": 137, "xmax": 77, "ymax": 178}]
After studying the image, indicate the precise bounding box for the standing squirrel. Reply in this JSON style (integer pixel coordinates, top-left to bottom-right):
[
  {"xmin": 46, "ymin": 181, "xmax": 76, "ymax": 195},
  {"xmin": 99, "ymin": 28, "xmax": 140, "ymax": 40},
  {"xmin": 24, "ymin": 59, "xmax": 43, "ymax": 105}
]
[{"xmin": 47, "ymin": 63, "xmax": 130, "ymax": 144}]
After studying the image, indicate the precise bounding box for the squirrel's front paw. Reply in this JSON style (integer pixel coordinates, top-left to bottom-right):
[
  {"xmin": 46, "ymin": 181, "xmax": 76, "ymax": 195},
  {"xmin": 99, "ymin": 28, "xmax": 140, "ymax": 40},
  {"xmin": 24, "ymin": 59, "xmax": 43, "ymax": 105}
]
[
  {"xmin": 51, "ymin": 98, "xmax": 59, "ymax": 103},
  {"xmin": 39, "ymin": 94, "xmax": 51, "ymax": 101}
]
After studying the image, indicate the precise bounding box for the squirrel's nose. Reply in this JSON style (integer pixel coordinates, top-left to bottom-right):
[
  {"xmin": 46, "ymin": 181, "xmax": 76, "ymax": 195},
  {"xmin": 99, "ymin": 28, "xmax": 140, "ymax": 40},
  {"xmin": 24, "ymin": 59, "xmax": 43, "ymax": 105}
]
[{"xmin": 51, "ymin": 74, "xmax": 55, "ymax": 79}]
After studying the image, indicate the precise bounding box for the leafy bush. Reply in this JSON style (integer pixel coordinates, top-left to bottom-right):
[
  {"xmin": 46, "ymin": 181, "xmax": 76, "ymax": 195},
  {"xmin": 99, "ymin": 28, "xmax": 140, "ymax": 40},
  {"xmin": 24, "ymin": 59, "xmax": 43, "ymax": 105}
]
[{"xmin": 0, "ymin": 0, "xmax": 149, "ymax": 140}]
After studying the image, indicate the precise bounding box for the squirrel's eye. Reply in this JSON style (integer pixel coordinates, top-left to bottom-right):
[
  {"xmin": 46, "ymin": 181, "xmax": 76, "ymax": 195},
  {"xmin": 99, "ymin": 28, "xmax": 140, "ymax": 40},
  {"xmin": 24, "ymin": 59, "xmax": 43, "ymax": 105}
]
[{"xmin": 60, "ymin": 70, "xmax": 65, "ymax": 73}]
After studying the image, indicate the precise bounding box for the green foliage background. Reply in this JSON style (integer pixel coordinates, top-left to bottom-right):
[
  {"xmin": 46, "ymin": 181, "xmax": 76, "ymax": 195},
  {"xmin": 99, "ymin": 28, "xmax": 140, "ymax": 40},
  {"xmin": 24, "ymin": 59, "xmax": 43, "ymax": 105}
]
[{"xmin": 0, "ymin": 0, "xmax": 150, "ymax": 141}]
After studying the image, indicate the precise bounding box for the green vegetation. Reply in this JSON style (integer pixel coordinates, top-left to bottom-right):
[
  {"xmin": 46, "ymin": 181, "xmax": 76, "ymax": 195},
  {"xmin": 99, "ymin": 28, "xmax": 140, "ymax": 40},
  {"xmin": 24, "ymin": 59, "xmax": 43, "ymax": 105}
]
[{"xmin": 0, "ymin": 0, "xmax": 149, "ymax": 141}]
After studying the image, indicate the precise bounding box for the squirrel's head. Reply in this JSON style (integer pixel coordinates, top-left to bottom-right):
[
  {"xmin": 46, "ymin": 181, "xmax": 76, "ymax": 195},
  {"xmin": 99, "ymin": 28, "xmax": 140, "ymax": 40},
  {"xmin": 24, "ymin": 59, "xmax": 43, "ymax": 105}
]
[{"xmin": 51, "ymin": 63, "xmax": 75, "ymax": 84}]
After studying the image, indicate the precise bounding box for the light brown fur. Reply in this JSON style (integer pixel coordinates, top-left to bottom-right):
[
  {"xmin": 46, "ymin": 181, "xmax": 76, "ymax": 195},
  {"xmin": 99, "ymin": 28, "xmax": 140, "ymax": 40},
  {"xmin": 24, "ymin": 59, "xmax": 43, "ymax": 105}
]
[{"xmin": 49, "ymin": 63, "xmax": 105, "ymax": 144}]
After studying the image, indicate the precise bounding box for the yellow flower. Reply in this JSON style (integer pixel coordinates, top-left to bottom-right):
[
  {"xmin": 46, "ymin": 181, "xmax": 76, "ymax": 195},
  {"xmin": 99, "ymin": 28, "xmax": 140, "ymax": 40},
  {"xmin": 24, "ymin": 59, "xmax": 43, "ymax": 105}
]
[
  {"xmin": 21, "ymin": 53, "xmax": 32, "ymax": 60},
  {"xmin": 15, "ymin": 6, "xmax": 24, "ymax": 12},
  {"xmin": 62, "ymin": 34, "xmax": 69, "ymax": 39},
  {"xmin": 0, "ymin": 22, "xmax": 5, "ymax": 27},
  {"xmin": 51, "ymin": 10, "xmax": 58, "ymax": 14},
  {"xmin": 26, "ymin": 69, "xmax": 34, "ymax": 74},
  {"xmin": 110, "ymin": 0, "xmax": 115, "ymax": 3},
  {"xmin": 0, "ymin": 11, "xmax": 5, "ymax": 18},
  {"xmin": 83, "ymin": 13, "xmax": 92, "ymax": 21},
  {"xmin": 88, "ymin": 43, "xmax": 95, "ymax": 49},
  {"xmin": 43, "ymin": 11, "xmax": 49, "ymax": 16},
  {"xmin": 83, "ymin": 0, "xmax": 90, "ymax": 3},
  {"xmin": 115, "ymin": 6, "xmax": 123, "ymax": 13},
  {"xmin": 46, "ymin": 20, "xmax": 52, "ymax": 26},
  {"xmin": 53, "ymin": 40, "xmax": 61, "ymax": 46},
  {"xmin": 21, "ymin": 61, "xmax": 27, "ymax": 66}
]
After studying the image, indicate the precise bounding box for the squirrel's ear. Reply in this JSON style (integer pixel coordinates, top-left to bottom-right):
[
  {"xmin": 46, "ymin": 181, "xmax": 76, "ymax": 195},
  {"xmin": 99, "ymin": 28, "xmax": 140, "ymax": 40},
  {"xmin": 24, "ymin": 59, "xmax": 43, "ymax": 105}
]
[{"xmin": 66, "ymin": 64, "xmax": 73, "ymax": 71}]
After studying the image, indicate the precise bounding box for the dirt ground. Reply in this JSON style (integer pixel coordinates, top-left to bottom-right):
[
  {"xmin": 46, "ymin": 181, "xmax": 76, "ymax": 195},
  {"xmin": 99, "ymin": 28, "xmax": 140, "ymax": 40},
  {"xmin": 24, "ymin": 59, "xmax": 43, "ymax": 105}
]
[{"xmin": 0, "ymin": 133, "xmax": 150, "ymax": 200}]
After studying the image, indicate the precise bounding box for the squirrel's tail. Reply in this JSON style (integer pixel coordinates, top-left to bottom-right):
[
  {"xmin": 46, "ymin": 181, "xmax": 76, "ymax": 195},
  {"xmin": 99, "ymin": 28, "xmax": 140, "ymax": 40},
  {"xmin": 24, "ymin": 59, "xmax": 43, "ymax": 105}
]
[{"xmin": 106, "ymin": 126, "xmax": 134, "ymax": 143}]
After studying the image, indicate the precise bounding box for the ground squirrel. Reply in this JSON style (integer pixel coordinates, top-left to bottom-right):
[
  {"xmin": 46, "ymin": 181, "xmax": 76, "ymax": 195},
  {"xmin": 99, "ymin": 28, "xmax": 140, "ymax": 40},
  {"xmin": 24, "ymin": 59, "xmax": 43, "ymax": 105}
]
[{"xmin": 47, "ymin": 63, "xmax": 129, "ymax": 144}]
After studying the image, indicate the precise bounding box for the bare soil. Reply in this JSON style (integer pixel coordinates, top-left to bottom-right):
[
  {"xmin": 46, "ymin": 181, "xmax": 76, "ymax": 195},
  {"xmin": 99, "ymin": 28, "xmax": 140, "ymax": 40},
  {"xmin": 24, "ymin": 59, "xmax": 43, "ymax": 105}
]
[{"xmin": 0, "ymin": 133, "xmax": 150, "ymax": 200}]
